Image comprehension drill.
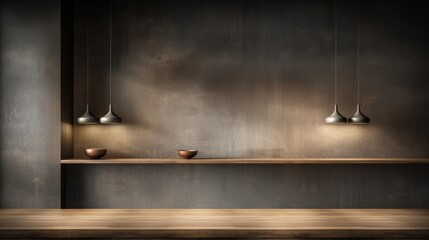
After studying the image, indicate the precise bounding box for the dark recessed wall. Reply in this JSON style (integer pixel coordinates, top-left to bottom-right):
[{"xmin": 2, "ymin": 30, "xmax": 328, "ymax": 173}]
[
  {"xmin": 67, "ymin": 0, "xmax": 427, "ymax": 208},
  {"xmin": 0, "ymin": 0, "xmax": 61, "ymax": 207},
  {"xmin": 61, "ymin": 0, "xmax": 74, "ymax": 160}
]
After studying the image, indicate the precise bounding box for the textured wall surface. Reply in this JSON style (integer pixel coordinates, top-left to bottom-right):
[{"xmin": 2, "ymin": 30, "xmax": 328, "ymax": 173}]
[
  {"xmin": 0, "ymin": 0, "xmax": 61, "ymax": 208},
  {"xmin": 68, "ymin": 0, "xmax": 429, "ymax": 208},
  {"xmin": 65, "ymin": 164, "xmax": 429, "ymax": 208}
]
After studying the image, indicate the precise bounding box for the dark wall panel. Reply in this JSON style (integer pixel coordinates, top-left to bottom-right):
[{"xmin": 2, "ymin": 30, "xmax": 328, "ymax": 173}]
[
  {"xmin": 66, "ymin": 164, "xmax": 429, "ymax": 208},
  {"xmin": 0, "ymin": 0, "xmax": 61, "ymax": 207},
  {"xmin": 69, "ymin": 0, "xmax": 429, "ymax": 208}
]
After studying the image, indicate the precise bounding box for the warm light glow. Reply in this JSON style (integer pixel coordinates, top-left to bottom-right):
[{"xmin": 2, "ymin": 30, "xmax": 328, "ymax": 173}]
[
  {"xmin": 317, "ymin": 124, "xmax": 366, "ymax": 140},
  {"xmin": 61, "ymin": 122, "xmax": 73, "ymax": 138}
]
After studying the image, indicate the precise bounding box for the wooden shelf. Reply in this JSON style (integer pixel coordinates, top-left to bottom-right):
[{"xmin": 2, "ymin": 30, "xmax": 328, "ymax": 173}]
[
  {"xmin": 1, "ymin": 209, "xmax": 428, "ymax": 239},
  {"xmin": 61, "ymin": 158, "xmax": 429, "ymax": 165}
]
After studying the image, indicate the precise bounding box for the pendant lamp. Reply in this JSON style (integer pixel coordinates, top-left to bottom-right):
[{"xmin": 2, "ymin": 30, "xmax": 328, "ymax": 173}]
[
  {"xmin": 325, "ymin": 1, "xmax": 347, "ymax": 124},
  {"xmin": 77, "ymin": 11, "xmax": 99, "ymax": 125},
  {"xmin": 101, "ymin": 0, "xmax": 122, "ymax": 124},
  {"xmin": 348, "ymin": 3, "xmax": 370, "ymax": 124}
]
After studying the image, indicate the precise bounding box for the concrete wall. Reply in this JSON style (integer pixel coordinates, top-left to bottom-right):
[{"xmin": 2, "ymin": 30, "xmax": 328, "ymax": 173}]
[
  {"xmin": 68, "ymin": 0, "xmax": 429, "ymax": 208},
  {"xmin": 66, "ymin": 164, "xmax": 429, "ymax": 208},
  {"xmin": 74, "ymin": 0, "xmax": 429, "ymax": 159},
  {"xmin": 0, "ymin": 0, "xmax": 61, "ymax": 207}
]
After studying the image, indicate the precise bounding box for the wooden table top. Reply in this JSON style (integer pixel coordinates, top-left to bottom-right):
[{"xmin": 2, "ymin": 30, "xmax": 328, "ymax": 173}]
[{"xmin": 1, "ymin": 209, "xmax": 429, "ymax": 238}]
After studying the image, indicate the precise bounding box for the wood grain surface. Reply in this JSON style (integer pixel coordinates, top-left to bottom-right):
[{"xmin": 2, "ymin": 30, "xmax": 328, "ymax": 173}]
[
  {"xmin": 61, "ymin": 158, "xmax": 429, "ymax": 164},
  {"xmin": 1, "ymin": 209, "xmax": 429, "ymax": 238}
]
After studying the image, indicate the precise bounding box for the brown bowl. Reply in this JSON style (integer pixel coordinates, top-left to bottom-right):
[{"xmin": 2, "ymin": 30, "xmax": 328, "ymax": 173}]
[
  {"xmin": 84, "ymin": 148, "xmax": 107, "ymax": 159},
  {"xmin": 178, "ymin": 150, "xmax": 198, "ymax": 159}
]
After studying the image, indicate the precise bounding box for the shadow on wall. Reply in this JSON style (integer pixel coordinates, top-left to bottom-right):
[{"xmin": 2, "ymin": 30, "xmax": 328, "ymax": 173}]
[
  {"xmin": 60, "ymin": 0, "xmax": 74, "ymax": 160},
  {"xmin": 0, "ymin": 0, "xmax": 4, "ymax": 205}
]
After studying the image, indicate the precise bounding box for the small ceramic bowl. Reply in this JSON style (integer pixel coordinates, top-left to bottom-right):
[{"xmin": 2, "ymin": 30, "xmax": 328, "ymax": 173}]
[
  {"xmin": 84, "ymin": 148, "xmax": 107, "ymax": 159},
  {"xmin": 178, "ymin": 150, "xmax": 198, "ymax": 159}
]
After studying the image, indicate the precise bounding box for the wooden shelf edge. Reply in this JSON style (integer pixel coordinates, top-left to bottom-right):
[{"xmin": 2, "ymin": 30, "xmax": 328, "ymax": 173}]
[{"xmin": 60, "ymin": 158, "xmax": 429, "ymax": 165}]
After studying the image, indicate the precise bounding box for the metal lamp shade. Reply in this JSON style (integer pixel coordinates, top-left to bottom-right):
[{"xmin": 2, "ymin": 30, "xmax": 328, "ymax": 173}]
[
  {"xmin": 77, "ymin": 105, "xmax": 99, "ymax": 124},
  {"xmin": 348, "ymin": 104, "xmax": 370, "ymax": 124},
  {"xmin": 100, "ymin": 104, "xmax": 122, "ymax": 124},
  {"xmin": 325, "ymin": 105, "xmax": 347, "ymax": 124}
]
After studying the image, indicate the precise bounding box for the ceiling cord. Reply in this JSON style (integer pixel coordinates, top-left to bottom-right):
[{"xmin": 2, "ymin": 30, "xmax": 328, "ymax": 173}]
[
  {"xmin": 357, "ymin": 1, "xmax": 360, "ymax": 104},
  {"xmin": 109, "ymin": 0, "xmax": 112, "ymax": 105},
  {"xmin": 334, "ymin": 0, "xmax": 338, "ymax": 105},
  {"xmin": 86, "ymin": 9, "xmax": 89, "ymax": 106}
]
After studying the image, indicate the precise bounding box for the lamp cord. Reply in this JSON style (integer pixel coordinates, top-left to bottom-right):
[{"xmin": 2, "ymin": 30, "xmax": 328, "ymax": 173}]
[
  {"xmin": 109, "ymin": 0, "xmax": 112, "ymax": 105},
  {"xmin": 86, "ymin": 10, "xmax": 89, "ymax": 106},
  {"xmin": 357, "ymin": 1, "xmax": 360, "ymax": 105},
  {"xmin": 334, "ymin": 0, "xmax": 337, "ymax": 105}
]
